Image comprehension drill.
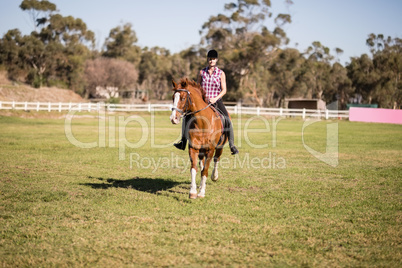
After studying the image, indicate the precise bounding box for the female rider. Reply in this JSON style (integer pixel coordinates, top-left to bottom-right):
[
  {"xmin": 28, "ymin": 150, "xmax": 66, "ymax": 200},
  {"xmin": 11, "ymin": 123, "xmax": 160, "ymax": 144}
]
[{"xmin": 174, "ymin": 49, "xmax": 239, "ymax": 155}]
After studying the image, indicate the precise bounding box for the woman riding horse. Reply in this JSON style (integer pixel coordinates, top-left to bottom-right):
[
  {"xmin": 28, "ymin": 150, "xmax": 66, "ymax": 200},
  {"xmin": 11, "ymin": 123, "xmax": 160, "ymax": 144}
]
[
  {"xmin": 174, "ymin": 49, "xmax": 239, "ymax": 155},
  {"xmin": 170, "ymin": 78, "xmax": 228, "ymax": 198}
]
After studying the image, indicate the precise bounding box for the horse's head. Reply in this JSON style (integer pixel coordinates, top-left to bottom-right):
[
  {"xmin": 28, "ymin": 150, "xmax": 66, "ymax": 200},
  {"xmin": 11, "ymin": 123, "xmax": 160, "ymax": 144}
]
[
  {"xmin": 170, "ymin": 79, "xmax": 191, "ymax": 124},
  {"xmin": 170, "ymin": 78, "xmax": 208, "ymax": 124}
]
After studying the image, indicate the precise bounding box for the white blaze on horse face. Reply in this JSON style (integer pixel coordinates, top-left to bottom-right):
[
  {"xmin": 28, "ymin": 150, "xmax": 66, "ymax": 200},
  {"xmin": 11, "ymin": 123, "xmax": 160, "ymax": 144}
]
[{"xmin": 170, "ymin": 92, "xmax": 181, "ymax": 124}]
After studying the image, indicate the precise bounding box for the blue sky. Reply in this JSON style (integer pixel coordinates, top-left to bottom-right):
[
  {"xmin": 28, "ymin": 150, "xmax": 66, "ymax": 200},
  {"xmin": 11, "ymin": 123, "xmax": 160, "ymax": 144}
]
[{"xmin": 0, "ymin": 0, "xmax": 401, "ymax": 65}]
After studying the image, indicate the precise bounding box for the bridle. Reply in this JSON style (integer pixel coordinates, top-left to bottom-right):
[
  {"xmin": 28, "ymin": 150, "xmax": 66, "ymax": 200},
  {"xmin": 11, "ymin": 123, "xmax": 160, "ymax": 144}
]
[{"xmin": 172, "ymin": 89, "xmax": 212, "ymax": 117}]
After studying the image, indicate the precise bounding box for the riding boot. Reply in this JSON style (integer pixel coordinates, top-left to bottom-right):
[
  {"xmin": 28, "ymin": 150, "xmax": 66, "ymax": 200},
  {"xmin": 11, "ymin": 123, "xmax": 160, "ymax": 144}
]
[
  {"xmin": 174, "ymin": 137, "xmax": 187, "ymax": 150},
  {"xmin": 174, "ymin": 116, "xmax": 188, "ymax": 150},
  {"xmin": 227, "ymin": 120, "xmax": 239, "ymax": 155}
]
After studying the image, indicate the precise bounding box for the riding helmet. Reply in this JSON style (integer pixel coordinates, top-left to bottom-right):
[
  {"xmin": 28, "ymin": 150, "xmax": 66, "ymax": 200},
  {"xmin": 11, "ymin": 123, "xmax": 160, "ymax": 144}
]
[{"xmin": 207, "ymin": 49, "xmax": 218, "ymax": 58}]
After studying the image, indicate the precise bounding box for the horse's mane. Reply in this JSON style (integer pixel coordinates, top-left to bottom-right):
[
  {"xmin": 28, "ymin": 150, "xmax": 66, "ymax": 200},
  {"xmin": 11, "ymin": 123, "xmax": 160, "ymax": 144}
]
[{"xmin": 178, "ymin": 78, "xmax": 208, "ymax": 103}]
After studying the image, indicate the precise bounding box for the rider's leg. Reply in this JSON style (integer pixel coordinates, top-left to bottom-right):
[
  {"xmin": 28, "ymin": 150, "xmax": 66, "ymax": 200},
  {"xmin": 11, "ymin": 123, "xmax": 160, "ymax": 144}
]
[
  {"xmin": 214, "ymin": 100, "xmax": 239, "ymax": 155},
  {"xmin": 174, "ymin": 116, "xmax": 187, "ymax": 150}
]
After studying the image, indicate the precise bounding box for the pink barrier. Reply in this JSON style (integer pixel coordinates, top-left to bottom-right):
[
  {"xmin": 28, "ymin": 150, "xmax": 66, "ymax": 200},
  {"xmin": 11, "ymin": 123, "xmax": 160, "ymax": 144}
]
[{"xmin": 349, "ymin": 107, "xmax": 402, "ymax": 125}]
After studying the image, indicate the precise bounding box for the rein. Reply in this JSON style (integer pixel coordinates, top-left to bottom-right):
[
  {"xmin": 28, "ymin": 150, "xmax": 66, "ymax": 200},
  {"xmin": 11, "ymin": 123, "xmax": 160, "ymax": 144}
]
[{"xmin": 172, "ymin": 89, "xmax": 212, "ymax": 117}]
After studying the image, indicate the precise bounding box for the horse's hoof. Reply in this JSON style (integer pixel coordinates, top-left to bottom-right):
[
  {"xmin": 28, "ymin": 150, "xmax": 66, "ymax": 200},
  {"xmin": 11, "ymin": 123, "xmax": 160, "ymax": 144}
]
[
  {"xmin": 189, "ymin": 193, "xmax": 198, "ymax": 199},
  {"xmin": 197, "ymin": 194, "xmax": 205, "ymax": 198},
  {"xmin": 211, "ymin": 176, "xmax": 219, "ymax": 182}
]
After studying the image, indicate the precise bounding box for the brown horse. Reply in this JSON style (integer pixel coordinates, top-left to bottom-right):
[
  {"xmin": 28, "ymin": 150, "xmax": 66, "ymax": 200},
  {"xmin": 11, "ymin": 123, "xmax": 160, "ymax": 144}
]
[{"xmin": 170, "ymin": 78, "xmax": 227, "ymax": 199}]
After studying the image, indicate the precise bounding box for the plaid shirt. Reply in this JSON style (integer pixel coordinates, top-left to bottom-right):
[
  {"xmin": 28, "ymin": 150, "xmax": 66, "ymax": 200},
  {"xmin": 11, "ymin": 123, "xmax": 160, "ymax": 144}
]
[{"xmin": 200, "ymin": 66, "xmax": 222, "ymax": 100}]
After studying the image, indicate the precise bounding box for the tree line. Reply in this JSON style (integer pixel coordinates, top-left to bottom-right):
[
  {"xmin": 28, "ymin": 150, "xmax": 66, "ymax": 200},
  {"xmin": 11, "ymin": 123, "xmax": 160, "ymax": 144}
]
[{"xmin": 0, "ymin": 0, "xmax": 400, "ymax": 109}]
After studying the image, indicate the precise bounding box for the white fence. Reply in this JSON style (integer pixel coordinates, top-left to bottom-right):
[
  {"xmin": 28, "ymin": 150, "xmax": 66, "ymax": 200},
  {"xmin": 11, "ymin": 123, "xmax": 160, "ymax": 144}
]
[{"xmin": 0, "ymin": 101, "xmax": 349, "ymax": 119}]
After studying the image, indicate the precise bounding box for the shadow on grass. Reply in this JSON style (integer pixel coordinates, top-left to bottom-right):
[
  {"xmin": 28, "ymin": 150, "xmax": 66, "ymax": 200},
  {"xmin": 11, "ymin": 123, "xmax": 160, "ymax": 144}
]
[{"xmin": 82, "ymin": 176, "xmax": 184, "ymax": 195}]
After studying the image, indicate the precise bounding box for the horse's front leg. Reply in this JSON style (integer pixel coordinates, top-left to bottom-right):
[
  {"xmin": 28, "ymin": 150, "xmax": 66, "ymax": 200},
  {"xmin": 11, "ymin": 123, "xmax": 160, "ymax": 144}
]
[
  {"xmin": 198, "ymin": 150, "xmax": 214, "ymax": 198},
  {"xmin": 189, "ymin": 148, "xmax": 199, "ymax": 199}
]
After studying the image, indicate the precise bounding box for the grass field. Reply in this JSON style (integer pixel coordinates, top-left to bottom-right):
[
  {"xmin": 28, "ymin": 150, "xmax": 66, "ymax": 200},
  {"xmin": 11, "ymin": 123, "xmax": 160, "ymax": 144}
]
[{"xmin": 0, "ymin": 110, "xmax": 401, "ymax": 267}]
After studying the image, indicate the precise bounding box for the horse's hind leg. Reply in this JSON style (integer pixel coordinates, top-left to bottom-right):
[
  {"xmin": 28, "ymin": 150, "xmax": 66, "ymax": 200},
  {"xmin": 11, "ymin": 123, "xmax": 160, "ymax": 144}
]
[
  {"xmin": 198, "ymin": 152, "xmax": 205, "ymax": 172},
  {"xmin": 211, "ymin": 148, "xmax": 223, "ymax": 182}
]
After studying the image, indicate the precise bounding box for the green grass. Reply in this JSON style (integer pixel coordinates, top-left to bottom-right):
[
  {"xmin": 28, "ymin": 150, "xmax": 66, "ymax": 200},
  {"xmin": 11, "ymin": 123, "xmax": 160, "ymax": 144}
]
[{"xmin": 0, "ymin": 111, "xmax": 401, "ymax": 267}]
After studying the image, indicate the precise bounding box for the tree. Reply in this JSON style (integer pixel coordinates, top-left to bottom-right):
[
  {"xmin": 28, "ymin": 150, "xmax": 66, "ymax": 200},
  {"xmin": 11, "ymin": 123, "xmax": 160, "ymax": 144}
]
[
  {"xmin": 306, "ymin": 41, "xmax": 333, "ymax": 63},
  {"xmin": 347, "ymin": 54, "xmax": 378, "ymax": 104},
  {"xmin": 347, "ymin": 34, "xmax": 401, "ymax": 108},
  {"xmin": 20, "ymin": 34, "xmax": 51, "ymax": 87},
  {"xmin": 0, "ymin": 29, "xmax": 26, "ymax": 81},
  {"xmin": 200, "ymin": 0, "xmax": 292, "ymax": 104},
  {"xmin": 268, "ymin": 48, "xmax": 304, "ymax": 107},
  {"xmin": 179, "ymin": 46, "xmax": 207, "ymax": 81},
  {"xmin": 103, "ymin": 23, "xmax": 141, "ymax": 65},
  {"xmin": 366, "ymin": 34, "xmax": 401, "ymax": 108},
  {"xmin": 325, "ymin": 62, "xmax": 353, "ymax": 109},
  {"xmin": 84, "ymin": 57, "xmax": 138, "ymax": 98},
  {"xmin": 15, "ymin": 0, "xmax": 95, "ymax": 91},
  {"xmin": 19, "ymin": 0, "xmax": 56, "ymax": 31},
  {"xmin": 138, "ymin": 47, "xmax": 172, "ymax": 100},
  {"xmin": 300, "ymin": 60, "xmax": 331, "ymax": 100}
]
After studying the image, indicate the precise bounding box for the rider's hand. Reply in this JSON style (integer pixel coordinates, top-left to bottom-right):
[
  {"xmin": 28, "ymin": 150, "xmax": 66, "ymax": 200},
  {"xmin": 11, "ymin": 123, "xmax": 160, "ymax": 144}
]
[{"xmin": 209, "ymin": 97, "xmax": 218, "ymax": 104}]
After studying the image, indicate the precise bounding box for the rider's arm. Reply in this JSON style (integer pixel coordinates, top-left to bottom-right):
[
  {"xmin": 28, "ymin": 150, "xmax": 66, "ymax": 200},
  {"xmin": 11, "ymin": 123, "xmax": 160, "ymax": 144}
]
[{"xmin": 210, "ymin": 71, "xmax": 227, "ymax": 104}]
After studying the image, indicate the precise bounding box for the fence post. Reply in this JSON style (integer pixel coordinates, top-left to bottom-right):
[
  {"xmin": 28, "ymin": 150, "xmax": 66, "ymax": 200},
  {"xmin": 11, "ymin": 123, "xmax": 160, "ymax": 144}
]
[
  {"xmin": 48, "ymin": 102, "xmax": 51, "ymax": 112},
  {"xmin": 12, "ymin": 101, "xmax": 15, "ymax": 109},
  {"xmin": 78, "ymin": 103, "xmax": 82, "ymax": 112},
  {"xmin": 257, "ymin": 107, "xmax": 260, "ymax": 116},
  {"xmin": 0, "ymin": 101, "xmax": 2, "ymax": 109},
  {"xmin": 24, "ymin": 102, "xmax": 28, "ymax": 111},
  {"xmin": 59, "ymin": 102, "xmax": 62, "ymax": 112},
  {"xmin": 302, "ymin": 108, "xmax": 306, "ymax": 120},
  {"xmin": 37, "ymin": 102, "xmax": 40, "ymax": 111},
  {"xmin": 325, "ymin": 109, "xmax": 329, "ymax": 120},
  {"xmin": 280, "ymin": 107, "xmax": 283, "ymax": 116},
  {"xmin": 148, "ymin": 103, "xmax": 152, "ymax": 113}
]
